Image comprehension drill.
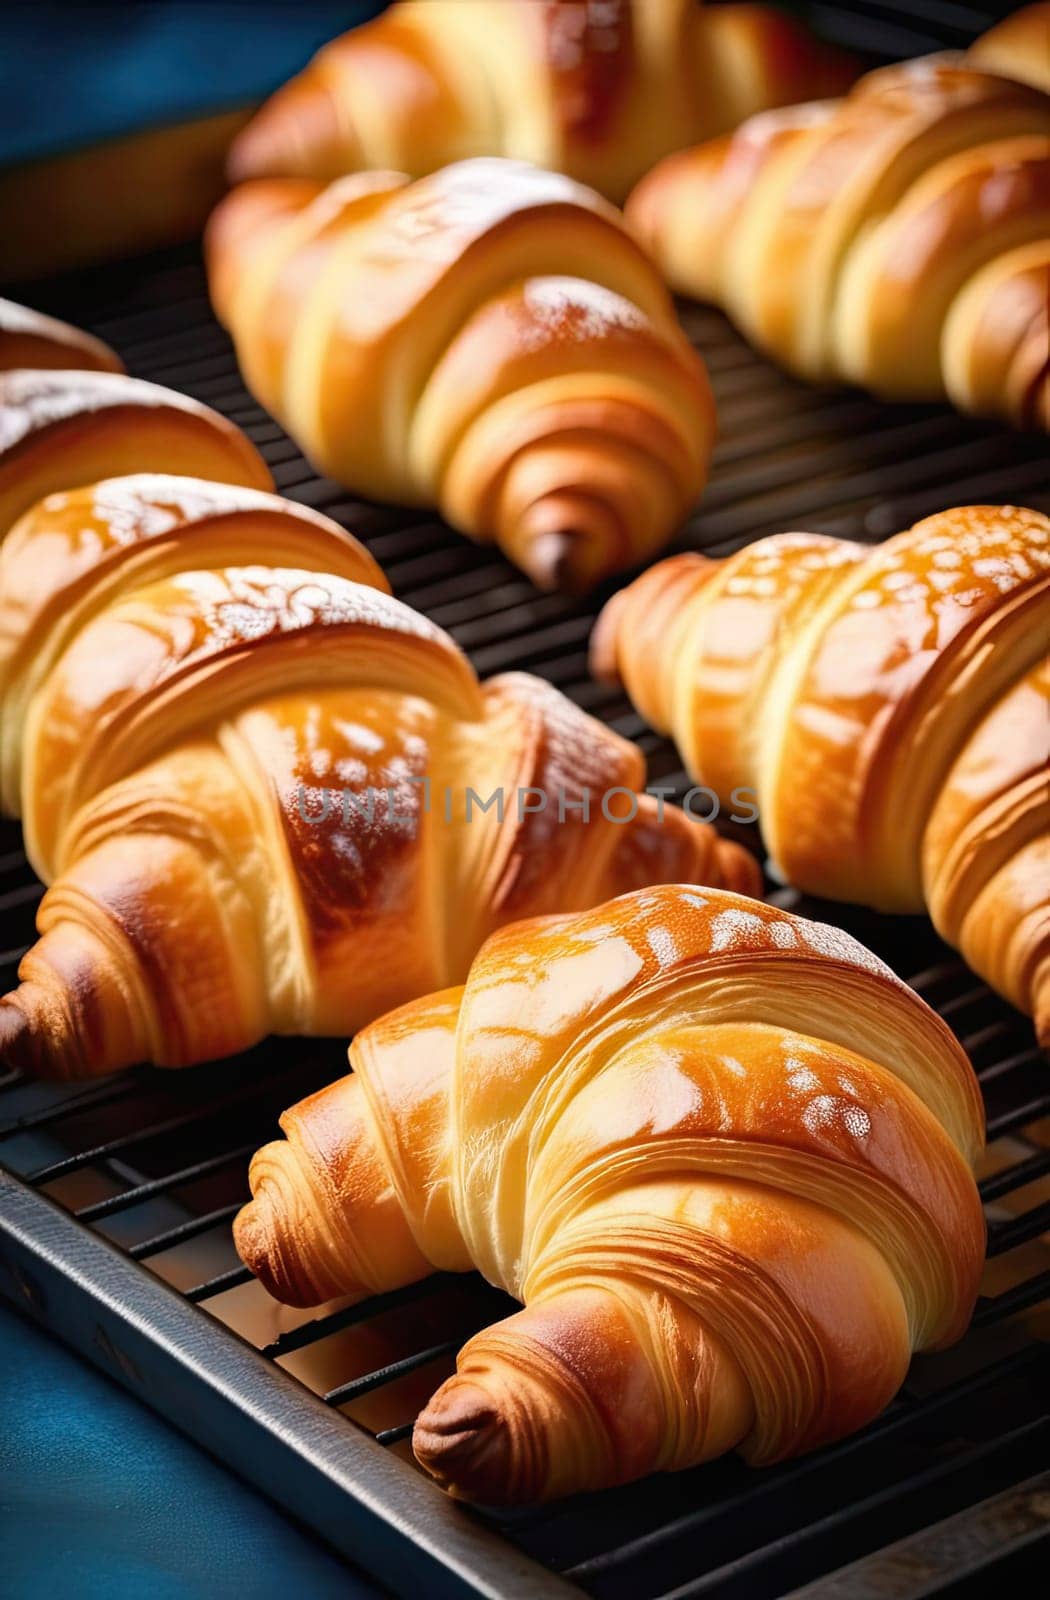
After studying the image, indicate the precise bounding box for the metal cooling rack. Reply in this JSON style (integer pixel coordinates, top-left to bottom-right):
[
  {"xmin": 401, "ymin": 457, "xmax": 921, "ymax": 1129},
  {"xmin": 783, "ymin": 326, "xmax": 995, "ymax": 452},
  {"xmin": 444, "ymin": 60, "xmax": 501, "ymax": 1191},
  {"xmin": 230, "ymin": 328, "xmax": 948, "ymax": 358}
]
[{"xmin": 2, "ymin": 2, "xmax": 1049, "ymax": 1593}]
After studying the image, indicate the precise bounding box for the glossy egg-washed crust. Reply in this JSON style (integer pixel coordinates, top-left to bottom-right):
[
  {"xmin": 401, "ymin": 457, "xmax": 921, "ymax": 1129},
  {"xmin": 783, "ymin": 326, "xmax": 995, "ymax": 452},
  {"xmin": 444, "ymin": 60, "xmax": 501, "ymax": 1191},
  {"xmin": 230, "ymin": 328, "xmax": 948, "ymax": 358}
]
[
  {"xmin": 235, "ymin": 883, "xmax": 985, "ymax": 1503},
  {"xmin": 206, "ymin": 158, "xmax": 715, "ymax": 591},
  {"xmin": 0, "ymin": 459, "xmax": 756, "ymax": 1076},
  {"xmin": 226, "ymin": 0, "xmax": 855, "ymax": 203},
  {"xmin": 626, "ymin": 55, "xmax": 1050, "ymax": 430},
  {"xmin": 592, "ymin": 505, "xmax": 1050, "ymax": 1037}
]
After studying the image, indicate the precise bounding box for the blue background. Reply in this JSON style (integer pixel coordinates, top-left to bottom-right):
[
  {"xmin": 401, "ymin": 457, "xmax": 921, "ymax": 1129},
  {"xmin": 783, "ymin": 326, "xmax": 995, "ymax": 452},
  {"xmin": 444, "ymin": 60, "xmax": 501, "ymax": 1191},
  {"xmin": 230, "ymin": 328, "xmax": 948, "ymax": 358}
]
[{"xmin": 0, "ymin": 2, "xmax": 386, "ymax": 166}]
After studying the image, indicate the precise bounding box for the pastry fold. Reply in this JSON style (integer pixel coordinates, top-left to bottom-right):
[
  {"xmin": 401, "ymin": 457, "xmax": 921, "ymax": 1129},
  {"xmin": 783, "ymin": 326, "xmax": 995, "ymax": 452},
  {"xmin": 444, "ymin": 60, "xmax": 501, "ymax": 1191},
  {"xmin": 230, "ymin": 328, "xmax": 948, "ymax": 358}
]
[{"xmin": 206, "ymin": 160, "xmax": 716, "ymax": 590}]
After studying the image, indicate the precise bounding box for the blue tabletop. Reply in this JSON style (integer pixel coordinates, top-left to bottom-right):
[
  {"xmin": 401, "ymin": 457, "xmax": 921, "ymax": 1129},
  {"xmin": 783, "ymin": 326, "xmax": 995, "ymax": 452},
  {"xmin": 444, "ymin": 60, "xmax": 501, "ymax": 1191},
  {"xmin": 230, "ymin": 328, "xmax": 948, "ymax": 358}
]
[{"xmin": 0, "ymin": 1302, "xmax": 382, "ymax": 1598}]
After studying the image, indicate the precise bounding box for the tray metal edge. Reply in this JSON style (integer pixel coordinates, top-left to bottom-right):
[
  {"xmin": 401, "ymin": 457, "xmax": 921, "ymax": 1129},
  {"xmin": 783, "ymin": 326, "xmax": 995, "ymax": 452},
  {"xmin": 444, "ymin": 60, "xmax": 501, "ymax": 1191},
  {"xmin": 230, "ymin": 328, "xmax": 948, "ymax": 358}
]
[{"xmin": 0, "ymin": 1166, "xmax": 579, "ymax": 1600}]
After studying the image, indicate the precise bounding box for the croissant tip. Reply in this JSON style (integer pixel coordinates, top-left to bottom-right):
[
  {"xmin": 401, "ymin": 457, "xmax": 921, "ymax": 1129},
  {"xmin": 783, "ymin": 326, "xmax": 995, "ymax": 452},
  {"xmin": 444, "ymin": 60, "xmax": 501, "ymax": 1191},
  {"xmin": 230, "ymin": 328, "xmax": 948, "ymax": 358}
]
[
  {"xmin": 0, "ymin": 1001, "xmax": 28, "ymax": 1068},
  {"xmin": 232, "ymin": 1197, "xmax": 263, "ymax": 1265},
  {"xmin": 233, "ymin": 1192, "xmax": 297, "ymax": 1304},
  {"xmin": 520, "ymin": 530, "xmax": 584, "ymax": 593},
  {"xmin": 413, "ymin": 1383, "xmax": 513, "ymax": 1501},
  {"xmin": 225, "ymin": 107, "xmax": 284, "ymax": 186},
  {"xmin": 234, "ymin": 1168, "xmax": 341, "ymax": 1309},
  {"xmin": 226, "ymin": 72, "xmax": 350, "ymax": 187},
  {"xmin": 514, "ymin": 489, "xmax": 627, "ymax": 593},
  {"xmin": 720, "ymin": 839, "xmax": 765, "ymax": 900},
  {"xmin": 589, "ymin": 587, "xmax": 628, "ymax": 684}
]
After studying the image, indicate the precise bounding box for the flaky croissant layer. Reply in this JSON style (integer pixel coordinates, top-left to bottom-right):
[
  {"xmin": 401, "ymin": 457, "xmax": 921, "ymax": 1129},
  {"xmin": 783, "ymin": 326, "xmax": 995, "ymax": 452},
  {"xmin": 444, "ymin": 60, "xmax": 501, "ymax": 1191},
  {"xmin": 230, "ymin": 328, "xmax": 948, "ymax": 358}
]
[
  {"xmin": 236, "ymin": 884, "xmax": 985, "ymax": 1503},
  {"xmin": 206, "ymin": 159, "xmax": 716, "ymax": 591},
  {"xmin": 592, "ymin": 504, "xmax": 1050, "ymax": 1037}
]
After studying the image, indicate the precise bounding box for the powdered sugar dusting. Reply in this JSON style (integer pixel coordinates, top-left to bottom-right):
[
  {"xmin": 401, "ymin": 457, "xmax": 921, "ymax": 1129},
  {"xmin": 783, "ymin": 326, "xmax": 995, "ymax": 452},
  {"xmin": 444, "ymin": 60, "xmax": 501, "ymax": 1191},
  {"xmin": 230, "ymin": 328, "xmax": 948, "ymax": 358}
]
[
  {"xmin": 846, "ymin": 506, "xmax": 1049, "ymax": 617},
  {"xmin": 0, "ymin": 369, "xmax": 216, "ymax": 453},
  {"xmin": 645, "ymin": 924, "xmax": 679, "ymax": 966},
  {"xmin": 520, "ymin": 277, "xmax": 649, "ymax": 347},
  {"xmin": 794, "ymin": 913, "xmax": 897, "ymax": 982},
  {"xmin": 174, "ymin": 567, "xmax": 449, "ymax": 647},
  {"xmin": 708, "ymin": 906, "xmax": 770, "ymax": 951}
]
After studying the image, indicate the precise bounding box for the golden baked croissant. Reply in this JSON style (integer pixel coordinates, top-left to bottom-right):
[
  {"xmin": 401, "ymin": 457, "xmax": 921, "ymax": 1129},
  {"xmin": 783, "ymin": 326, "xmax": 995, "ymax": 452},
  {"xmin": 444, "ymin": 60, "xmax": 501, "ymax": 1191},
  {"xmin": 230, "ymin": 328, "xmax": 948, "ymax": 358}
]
[
  {"xmin": 206, "ymin": 159, "xmax": 716, "ymax": 591},
  {"xmin": 235, "ymin": 883, "xmax": 986, "ymax": 1503},
  {"xmin": 626, "ymin": 56, "xmax": 1050, "ymax": 428},
  {"xmin": 0, "ymin": 473, "xmax": 387, "ymax": 818},
  {"xmin": 227, "ymin": 0, "xmax": 855, "ymax": 202},
  {"xmin": 0, "ymin": 365, "xmax": 272, "ymax": 544},
  {"xmin": 592, "ymin": 505, "xmax": 1050, "ymax": 1038},
  {"xmin": 0, "ymin": 472, "xmax": 757, "ymax": 1077},
  {"xmin": 0, "ymin": 299, "xmax": 123, "ymax": 374},
  {"xmin": 968, "ymin": 3, "xmax": 1050, "ymax": 94}
]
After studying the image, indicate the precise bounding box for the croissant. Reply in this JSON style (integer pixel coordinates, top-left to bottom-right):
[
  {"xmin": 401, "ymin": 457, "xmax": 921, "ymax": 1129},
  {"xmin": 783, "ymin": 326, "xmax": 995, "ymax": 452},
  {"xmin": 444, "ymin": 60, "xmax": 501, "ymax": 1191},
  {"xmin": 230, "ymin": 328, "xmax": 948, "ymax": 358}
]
[
  {"xmin": 0, "ymin": 365, "xmax": 272, "ymax": 545},
  {"xmin": 206, "ymin": 159, "xmax": 716, "ymax": 591},
  {"xmin": 0, "ymin": 299, "xmax": 122, "ymax": 374},
  {"xmin": 967, "ymin": 3, "xmax": 1050, "ymax": 95},
  {"xmin": 235, "ymin": 883, "xmax": 986, "ymax": 1503},
  {"xmin": 625, "ymin": 56, "xmax": 1050, "ymax": 429},
  {"xmin": 0, "ymin": 472, "xmax": 386, "ymax": 816},
  {"xmin": 226, "ymin": 0, "xmax": 856, "ymax": 202},
  {"xmin": 0, "ymin": 469, "xmax": 757, "ymax": 1077},
  {"xmin": 591, "ymin": 505, "xmax": 1050, "ymax": 1038}
]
